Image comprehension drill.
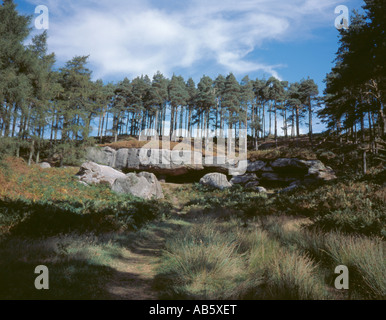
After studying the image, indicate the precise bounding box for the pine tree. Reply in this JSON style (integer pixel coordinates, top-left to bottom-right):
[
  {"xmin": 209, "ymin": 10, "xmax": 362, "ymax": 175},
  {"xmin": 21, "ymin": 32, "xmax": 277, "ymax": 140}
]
[
  {"xmin": 222, "ymin": 73, "xmax": 240, "ymax": 137},
  {"xmin": 300, "ymin": 78, "xmax": 318, "ymax": 145},
  {"xmin": 196, "ymin": 76, "xmax": 215, "ymax": 138},
  {"xmin": 186, "ymin": 78, "xmax": 197, "ymax": 137},
  {"xmin": 214, "ymin": 75, "xmax": 226, "ymax": 137},
  {"xmin": 168, "ymin": 75, "xmax": 188, "ymax": 139}
]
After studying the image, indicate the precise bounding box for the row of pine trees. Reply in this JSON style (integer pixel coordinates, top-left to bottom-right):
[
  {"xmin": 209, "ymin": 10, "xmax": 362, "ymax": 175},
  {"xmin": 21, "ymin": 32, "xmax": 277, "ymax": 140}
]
[
  {"xmin": 0, "ymin": 1, "xmax": 319, "ymax": 154},
  {"xmin": 1, "ymin": 0, "xmax": 384, "ymax": 167},
  {"xmin": 321, "ymin": 0, "xmax": 385, "ymax": 151}
]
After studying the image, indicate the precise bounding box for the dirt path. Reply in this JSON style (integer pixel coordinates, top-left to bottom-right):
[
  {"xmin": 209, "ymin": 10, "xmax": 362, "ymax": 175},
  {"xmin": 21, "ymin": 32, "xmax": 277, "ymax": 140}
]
[
  {"xmin": 104, "ymin": 229, "xmax": 166, "ymax": 300},
  {"xmin": 104, "ymin": 183, "xmax": 188, "ymax": 300}
]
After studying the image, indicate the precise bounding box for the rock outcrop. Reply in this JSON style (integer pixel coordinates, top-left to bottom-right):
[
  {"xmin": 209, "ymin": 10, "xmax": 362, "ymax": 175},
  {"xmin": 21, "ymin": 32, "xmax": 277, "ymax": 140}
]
[
  {"xmin": 39, "ymin": 162, "xmax": 51, "ymax": 169},
  {"xmin": 76, "ymin": 161, "xmax": 164, "ymax": 199},
  {"xmin": 76, "ymin": 161, "xmax": 126, "ymax": 186},
  {"xmin": 199, "ymin": 173, "xmax": 232, "ymax": 190},
  {"xmin": 87, "ymin": 146, "xmax": 116, "ymax": 167},
  {"xmin": 86, "ymin": 147, "xmax": 337, "ymax": 188},
  {"xmin": 86, "ymin": 147, "xmax": 240, "ymax": 176},
  {"xmin": 112, "ymin": 172, "xmax": 164, "ymax": 199}
]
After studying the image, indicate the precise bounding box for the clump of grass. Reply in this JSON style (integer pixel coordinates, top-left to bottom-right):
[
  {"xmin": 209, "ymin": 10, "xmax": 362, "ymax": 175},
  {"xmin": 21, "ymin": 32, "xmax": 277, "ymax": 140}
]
[
  {"xmin": 325, "ymin": 234, "xmax": 385, "ymax": 299},
  {"xmin": 263, "ymin": 219, "xmax": 385, "ymax": 300},
  {"xmin": 156, "ymin": 218, "xmax": 328, "ymax": 300},
  {"xmin": 0, "ymin": 233, "xmax": 122, "ymax": 299},
  {"xmin": 156, "ymin": 220, "xmax": 248, "ymax": 299},
  {"xmin": 262, "ymin": 250, "xmax": 327, "ymax": 300},
  {"xmin": 244, "ymin": 228, "xmax": 326, "ymax": 300}
]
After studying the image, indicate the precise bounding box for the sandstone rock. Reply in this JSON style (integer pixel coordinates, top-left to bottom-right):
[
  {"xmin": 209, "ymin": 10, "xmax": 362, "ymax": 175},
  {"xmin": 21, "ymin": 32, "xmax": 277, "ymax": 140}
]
[
  {"xmin": 86, "ymin": 146, "xmax": 116, "ymax": 167},
  {"xmin": 301, "ymin": 160, "xmax": 327, "ymax": 171},
  {"xmin": 112, "ymin": 172, "xmax": 164, "ymax": 199},
  {"xmin": 76, "ymin": 161, "xmax": 126, "ymax": 186},
  {"xmin": 137, "ymin": 149, "xmax": 204, "ymax": 175},
  {"xmin": 39, "ymin": 162, "xmax": 51, "ymax": 169},
  {"xmin": 199, "ymin": 173, "xmax": 232, "ymax": 190},
  {"xmin": 114, "ymin": 148, "xmax": 129, "ymax": 170},
  {"xmin": 86, "ymin": 147, "xmax": 337, "ymax": 184},
  {"xmin": 308, "ymin": 168, "xmax": 337, "ymax": 181},
  {"xmin": 302, "ymin": 160, "xmax": 337, "ymax": 181},
  {"xmin": 230, "ymin": 173, "xmax": 258, "ymax": 185}
]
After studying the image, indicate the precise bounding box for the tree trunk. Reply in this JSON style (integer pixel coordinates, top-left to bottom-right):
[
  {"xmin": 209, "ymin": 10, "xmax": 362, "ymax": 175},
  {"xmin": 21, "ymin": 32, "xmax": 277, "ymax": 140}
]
[
  {"xmin": 28, "ymin": 140, "xmax": 35, "ymax": 166},
  {"xmin": 274, "ymin": 103, "xmax": 277, "ymax": 147},
  {"xmin": 308, "ymin": 101, "xmax": 313, "ymax": 145}
]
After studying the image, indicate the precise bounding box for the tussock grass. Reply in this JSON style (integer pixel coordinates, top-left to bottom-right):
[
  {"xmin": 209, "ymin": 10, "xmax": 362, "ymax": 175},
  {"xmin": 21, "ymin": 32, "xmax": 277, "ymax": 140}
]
[
  {"xmin": 0, "ymin": 233, "xmax": 123, "ymax": 299},
  {"xmin": 156, "ymin": 220, "xmax": 248, "ymax": 299},
  {"xmin": 156, "ymin": 218, "xmax": 328, "ymax": 300},
  {"xmin": 262, "ymin": 250, "xmax": 327, "ymax": 300},
  {"xmin": 263, "ymin": 218, "xmax": 386, "ymax": 300}
]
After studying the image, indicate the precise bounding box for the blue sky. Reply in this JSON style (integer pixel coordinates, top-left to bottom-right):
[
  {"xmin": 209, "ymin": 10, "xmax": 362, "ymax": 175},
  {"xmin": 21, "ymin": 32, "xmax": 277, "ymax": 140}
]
[{"xmin": 15, "ymin": 0, "xmax": 365, "ymax": 134}]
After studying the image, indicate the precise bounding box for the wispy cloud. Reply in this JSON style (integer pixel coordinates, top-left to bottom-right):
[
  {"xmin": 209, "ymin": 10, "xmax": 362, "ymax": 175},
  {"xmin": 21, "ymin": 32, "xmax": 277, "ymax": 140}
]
[{"xmin": 27, "ymin": 0, "xmax": 346, "ymax": 80}]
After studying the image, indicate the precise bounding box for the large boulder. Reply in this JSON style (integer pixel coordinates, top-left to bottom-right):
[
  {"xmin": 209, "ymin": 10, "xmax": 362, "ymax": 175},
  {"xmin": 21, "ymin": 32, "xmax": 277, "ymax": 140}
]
[
  {"xmin": 112, "ymin": 172, "xmax": 164, "ymax": 199},
  {"xmin": 199, "ymin": 173, "xmax": 232, "ymax": 190},
  {"xmin": 86, "ymin": 146, "xmax": 116, "ymax": 167},
  {"xmin": 270, "ymin": 158, "xmax": 308, "ymax": 174},
  {"xmin": 301, "ymin": 160, "xmax": 337, "ymax": 181},
  {"xmin": 76, "ymin": 161, "xmax": 126, "ymax": 186},
  {"xmin": 39, "ymin": 162, "xmax": 51, "ymax": 169},
  {"xmin": 134, "ymin": 148, "xmax": 204, "ymax": 175}
]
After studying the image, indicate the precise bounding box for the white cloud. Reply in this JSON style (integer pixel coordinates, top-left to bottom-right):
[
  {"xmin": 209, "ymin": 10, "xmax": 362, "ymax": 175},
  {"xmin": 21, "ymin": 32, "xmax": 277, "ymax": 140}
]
[{"xmin": 27, "ymin": 0, "xmax": 346, "ymax": 80}]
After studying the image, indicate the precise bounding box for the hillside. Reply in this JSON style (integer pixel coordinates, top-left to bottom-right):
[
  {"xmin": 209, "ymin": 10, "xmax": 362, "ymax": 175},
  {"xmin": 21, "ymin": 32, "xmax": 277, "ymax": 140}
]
[{"xmin": 0, "ymin": 142, "xmax": 384, "ymax": 299}]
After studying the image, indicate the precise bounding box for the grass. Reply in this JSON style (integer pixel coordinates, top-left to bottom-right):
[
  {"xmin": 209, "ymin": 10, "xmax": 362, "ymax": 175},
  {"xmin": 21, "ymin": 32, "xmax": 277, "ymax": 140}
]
[
  {"xmin": 156, "ymin": 220, "xmax": 247, "ymax": 299},
  {"xmin": 156, "ymin": 214, "xmax": 385, "ymax": 300},
  {"xmin": 0, "ymin": 157, "xmax": 172, "ymax": 238},
  {"xmin": 262, "ymin": 218, "xmax": 386, "ymax": 299},
  {"xmin": 155, "ymin": 217, "xmax": 330, "ymax": 300},
  {"xmin": 0, "ymin": 233, "xmax": 119, "ymax": 299},
  {"xmin": 0, "ymin": 216, "xmax": 189, "ymax": 300},
  {"xmin": 268, "ymin": 179, "xmax": 386, "ymax": 237},
  {"xmin": 0, "ymin": 154, "xmax": 384, "ymax": 300}
]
